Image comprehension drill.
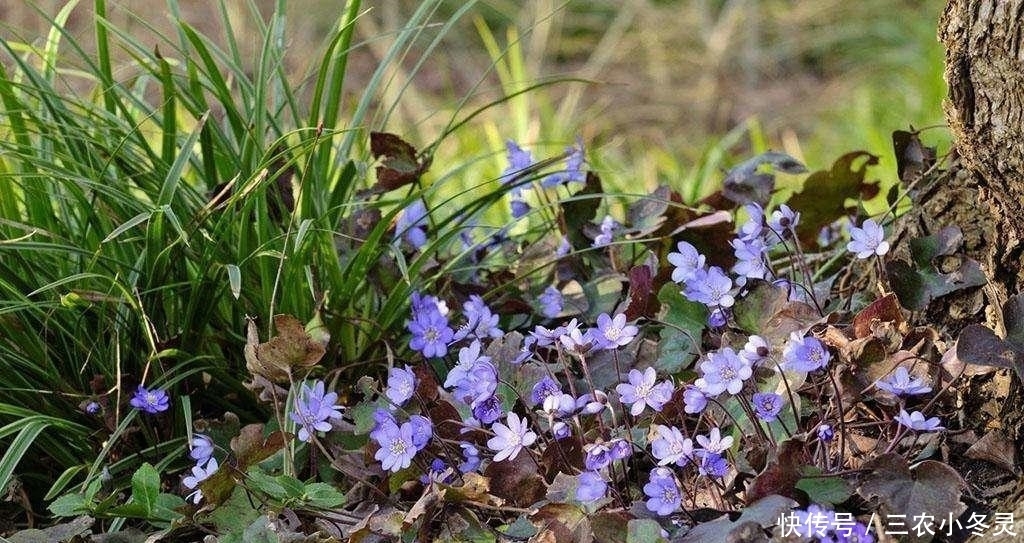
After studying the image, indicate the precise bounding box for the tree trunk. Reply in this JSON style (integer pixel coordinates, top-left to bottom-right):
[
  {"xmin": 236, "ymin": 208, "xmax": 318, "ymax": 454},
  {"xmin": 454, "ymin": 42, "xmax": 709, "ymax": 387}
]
[{"xmin": 936, "ymin": 0, "xmax": 1024, "ymax": 526}]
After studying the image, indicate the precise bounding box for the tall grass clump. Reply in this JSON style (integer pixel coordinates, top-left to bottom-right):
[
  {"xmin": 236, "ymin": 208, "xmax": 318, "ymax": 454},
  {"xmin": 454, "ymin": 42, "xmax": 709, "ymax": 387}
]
[{"xmin": 0, "ymin": 0, "xmax": 566, "ymax": 506}]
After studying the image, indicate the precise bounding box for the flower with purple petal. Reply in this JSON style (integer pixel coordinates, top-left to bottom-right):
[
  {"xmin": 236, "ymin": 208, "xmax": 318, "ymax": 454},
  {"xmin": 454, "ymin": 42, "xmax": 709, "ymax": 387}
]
[
  {"xmin": 183, "ymin": 458, "xmax": 219, "ymax": 504},
  {"xmin": 510, "ymin": 194, "xmax": 531, "ymax": 219},
  {"xmin": 408, "ymin": 309, "xmax": 454, "ymax": 358},
  {"xmin": 395, "ymin": 199, "xmax": 428, "ymax": 249},
  {"xmin": 651, "ymin": 425, "xmax": 695, "ymax": 467},
  {"xmin": 555, "ymin": 236, "xmax": 572, "ymax": 257},
  {"xmin": 731, "ymin": 236, "xmax": 769, "ymax": 281},
  {"xmin": 551, "ymin": 420, "xmax": 571, "ymax": 440},
  {"xmin": 593, "ymin": 215, "xmax": 618, "ymax": 247},
  {"xmin": 695, "ymin": 347, "xmax": 752, "ymax": 396},
  {"xmin": 683, "ymin": 266, "xmax": 735, "ymax": 308},
  {"xmin": 373, "ymin": 420, "xmax": 418, "ymax": 472},
  {"xmin": 695, "ymin": 427, "xmax": 734, "ymax": 454},
  {"xmin": 538, "ymin": 286, "xmax": 563, "ymax": 319},
  {"xmin": 707, "ymin": 307, "xmax": 728, "ymax": 328},
  {"xmin": 768, "ymin": 204, "xmax": 800, "ymax": 238},
  {"xmin": 576, "ymin": 470, "xmax": 607, "ymax": 502},
  {"xmin": 530, "ymin": 324, "xmax": 567, "ymax": 347},
  {"xmin": 781, "ymin": 332, "xmax": 831, "ymax": 372},
  {"xmin": 698, "ymin": 452, "xmax": 729, "ymax": 478},
  {"xmin": 752, "ymin": 392, "xmax": 783, "ymax": 422},
  {"xmin": 130, "ymin": 385, "xmax": 170, "ymax": 414},
  {"xmin": 530, "ymin": 376, "xmax": 563, "ymax": 407},
  {"xmin": 558, "ymin": 318, "xmax": 593, "ymax": 353},
  {"xmin": 488, "ymin": 412, "xmax": 537, "ymax": 462},
  {"xmin": 500, "ymin": 140, "xmax": 534, "ymax": 183},
  {"xmin": 847, "ymin": 218, "xmax": 890, "ymax": 259},
  {"xmin": 644, "ymin": 467, "xmax": 681, "ymax": 516},
  {"xmin": 875, "ymin": 366, "xmax": 932, "ymax": 396},
  {"xmin": 543, "ymin": 392, "xmax": 577, "ymax": 418},
  {"xmin": 290, "ymin": 380, "xmax": 344, "ymax": 442},
  {"xmin": 738, "ymin": 203, "xmax": 766, "ymax": 242},
  {"xmin": 513, "ymin": 336, "xmax": 537, "ymax": 365},
  {"xmin": 667, "ymin": 241, "xmax": 706, "ymax": 283},
  {"xmin": 386, "ymin": 365, "xmax": 417, "ymax": 407},
  {"xmin": 817, "ymin": 424, "xmax": 835, "ymax": 442},
  {"xmin": 683, "ymin": 386, "xmax": 708, "ymax": 414},
  {"xmin": 584, "ymin": 441, "xmax": 611, "ymax": 471},
  {"xmin": 896, "ymin": 409, "xmax": 944, "ymax": 432},
  {"xmin": 576, "ymin": 390, "xmax": 608, "ymax": 415},
  {"xmin": 609, "ymin": 439, "xmax": 632, "ymax": 460},
  {"xmin": 472, "ymin": 395, "xmax": 503, "ymax": 425},
  {"xmin": 408, "ymin": 415, "xmax": 433, "ymax": 450},
  {"xmin": 459, "ymin": 443, "xmax": 481, "ymax": 473},
  {"xmin": 740, "ymin": 335, "xmax": 770, "ymax": 367},
  {"xmin": 594, "ymin": 312, "xmax": 639, "ymax": 350},
  {"xmin": 189, "ymin": 434, "xmax": 214, "ymax": 464},
  {"xmin": 544, "ymin": 140, "xmax": 586, "ymax": 187},
  {"xmin": 616, "ymin": 367, "xmax": 674, "ymax": 416},
  {"xmin": 453, "ymin": 295, "xmax": 503, "ymax": 341},
  {"xmin": 85, "ymin": 401, "xmax": 101, "ymax": 415},
  {"xmin": 420, "ymin": 458, "xmax": 455, "ymax": 485}
]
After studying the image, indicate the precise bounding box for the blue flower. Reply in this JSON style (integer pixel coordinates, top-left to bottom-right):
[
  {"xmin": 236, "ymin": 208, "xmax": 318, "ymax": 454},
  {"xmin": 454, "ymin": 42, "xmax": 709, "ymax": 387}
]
[
  {"xmin": 895, "ymin": 409, "xmax": 944, "ymax": 432},
  {"xmin": 768, "ymin": 204, "xmax": 800, "ymax": 238},
  {"xmin": 453, "ymin": 295, "xmax": 503, "ymax": 341},
  {"xmin": 542, "ymin": 392, "xmax": 577, "ymax": 418},
  {"xmin": 592, "ymin": 215, "xmax": 618, "ymax": 247},
  {"xmin": 667, "ymin": 241, "xmax": 706, "ymax": 283},
  {"xmin": 817, "ymin": 424, "xmax": 835, "ymax": 442},
  {"xmin": 698, "ymin": 452, "xmax": 729, "ymax": 478},
  {"xmin": 615, "ymin": 367, "xmax": 674, "ymax": 416},
  {"xmin": 189, "ymin": 434, "xmax": 214, "ymax": 464},
  {"xmin": 576, "ymin": 390, "xmax": 608, "ymax": 415},
  {"xmin": 781, "ymin": 332, "xmax": 831, "ymax": 372},
  {"xmin": 420, "ymin": 458, "xmax": 454, "ymax": 485},
  {"xmin": 644, "ymin": 467, "xmax": 681, "ymax": 516},
  {"xmin": 739, "ymin": 335, "xmax": 770, "ymax": 367},
  {"xmin": 738, "ymin": 203, "xmax": 766, "ymax": 242},
  {"xmin": 707, "ymin": 307, "xmax": 728, "ymax": 328},
  {"xmin": 651, "ymin": 425, "xmax": 695, "ymax": 467},
  {"xmin": 594, "ymin": 312, "xmax": 639, "ymax": 350},
  {"xmin": 290, "ymin": 380, "xmax": 343, "ymax": 442},
  {"xmin": 408, "ymin": 415, "xmax": 433, "ymax": 450},
  {"xmin": 584, "ymin": 441, "xmax": 611, "ymax": 471},
  {"xmin": 683, "ymin": 266, "xmax": 735, "ymax": 308},
  {"xmin": 385, "ymin": 365, "xmax": 417, "ymax": 407},
  {"xmin": 472, "ymin": 395, "xmax": 503, "ymax": 425},
  {"xmin": 459, "ymin": 442, "xmax": 481, "ymax": 473},
  {"xmin": 731, "ymin": 236, "xmax": 769, "ymax": 282},
  {"xmin": 395, "ymin": 199, "xmax": 428, "ymax": 249},
  {"xmin": 576, "ymin": 471, "xmax": 607, "ymax": 502},
  {"xmin": 695, "ymin": 427, "xmax": 733, "ymax": 454},
  {"xmin": 183, "ymin": 458, "xmax": 219, "ymax": 504},
  {"xmin": 130, "ymin": 385, "xmax": 169, "ymax": 414},
  {"xmin": 875, "ymin": 366, "xmax": 931, "ymax": 396},
  {"xmin": 408, "ymin": 309, "xmax": 454, "ymax": 358},
  {"xmin": 487, "ymin": 412, "xmax": 537, "ymax": 462},
  {"xmin": 373, "ymin": 420, "xmax": 418, "ymax": 472},
  {"xmin": 682, "ymin": 386, "xmax": 707, "ymax": 414},
  {"xmin": 530, "ymin": 376, "xmax": 563, "ymax": 407},
  {"xmin": 510, "ymin": 195, "xmax": 532, "ymax": 219},
  {"xmin": 445, "ymin": 341, "xmax": 497, "ymax": 408},
  {"xmin": 847, "ymin": 218, "xmax": 889, "ymax": 259},
  {"xmin": 500, "ymin": 140, "xmax": 534, "ymax": 183},
  {"xmin": 84, "ymin": 401, "xmax": 101, "ymax": 414},
  {"xmin": 695, "ymin": 347, "xmax": 752, "ymax": 396},
  {"xmin": 538, "ymin": 286, "xmax": 563, "ymax": 319},
  {"xmin": 752, "ymin": 392, "xmax": 783, "ymax": 422},
  {"xmin": 551, "ymin": 421, "xmax": 571, "ymax": 440},
  {"xmin": 543, "ymin": 140, "xmax": 586, "ymax": 187}
]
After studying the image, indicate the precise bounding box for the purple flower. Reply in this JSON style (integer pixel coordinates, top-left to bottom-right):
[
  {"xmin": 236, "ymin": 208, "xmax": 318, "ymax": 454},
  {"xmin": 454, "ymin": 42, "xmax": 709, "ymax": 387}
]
[
  {"xmin": 500, "ymin": 140, "xmax": 534, "ymax": 183},
  {"xmin": 542, "ymin": 393, "xmax": 577, "ymax": 418},
  {"xmin": 84, "ymin": 401, "xmax": 101, "ymax": 414},
  {"xmin": 530, "ymin": 376, "xmax": 562, "ymax": 407},
  {"xmin": 456, "ymin": 359, "xmax": 498, "ymax": 408},
  {"xmin": 592, "ymin": 215, "xmax": 618, "ymax": 247},
  {"xmin": 488, "ymin": 412, "xmax": 537, "ymax": 462},
  {"xmin": 453, "ymin": 295, "xmax": 503, "ymax": 341},
  {"xmin": 555, "ymin": 236, "xmax": 572, "ymax": 257},
  {"xmin": 609, "ymin": 439, "xmax": 632, "ymax": 460},
  {"xmin": 817, "ymin": 424, "xmax": 835, "ymax": 442},
  {"xmin": 651, "ymin": 425, "xmax": 695, "ymax": 467},
  {"xmin": 408, "ymin": 415, "xmax": 433, "ymax": 450},
  {"xmin": 472, "ymin": 395, "xmax": 503, "ymax": 425},
  {"xmin": 875, "ymin": 366, "xmax": 931, "ymax": 396},
  {"xmin": 752, "ymin": 392, "xmax": 783, "ymax": 422},
  {"xmin": 698, "ymin": 452, "xmax": 729, "ymax": 478},
  {"xmin": 408, "ymin": 309, "xmax": 454, "ymax": 358},
  {"xmin": 707, "ymin": 307, "xmax": 728, "ymax": 328},
  {"xmin": 847, "ymin": 218, "xmax": 890, "ymax": 259},
  {"xmin": 644, "ymin": 467, "xmax": 681, "ymax": 516},
  {"xmin": 695, "ymin": 347, "xmax": 752, "ymax": 396},
  {"xmin": 544, "ymin": 140, "xmax": 586, "ymax": 187},
  {"xmin": 189, "ymin": 434, "xmax": 214, "ymax": 464},
  {"xmin": 584, "ymin": 442, "xmax": 611, "ymax": 471},
  {"xmin": 768, "ymin": 204, "xmax": 800, "ymax": 238},
  {"xmin": 616, "ymin": 367, "xmax": 674, "ymax": 416},
  {"xmin": 290, "ymin": 380, "xmax": 343, "ymax": 442},
  {"xmin": 183, "ymin": 458, "xmax": 219, "ymax": 504},
  {"xmin": 682, "ymin": 386, "xmax": 708, "ymax": 414},
  {"xmin": 781, "ymin": 332, "xmax": 831, "ymax": 372},
  {"xmin": 538, "ymin": 286, "xmax": 563, "ymax": 319},
  {"xmin": 373, "ymin": 420, "xmax": 418, "ymax": 472},
  {"xmin": 695, "ymin": 427, "xmax": 733, "ymax": 454},
  {"xmin": 683, "ymin": 266, "xmax": 735, "ymax": 308},
  {"xmin": 558, "ymin": 318, "xmax": 593, "ymax": 353},
  {"xmin": 130, "ymin": 385, "xmax": 170, "ymax": 414},
  {"xmin": 594, "ymin": 312, "xmax": 639, "ymax": 350},
  {"xmin": 576, "ymin": 471, "xmax": 607, "ymax": 502},
  {"xmin": 411, "ymin": 291, "xmax": 448, "ymax": 318},
  {"xmin": 386, "ymin": 365, "xmax": 417, "ymax": 407},
  {"xmin": 459, "ymin": 443, "xmax": 481, "ymax": 473},
  {"xmin": 551, "ymin": 421, "xmax": 571, "ymax": 440},
  {"xmin": 731, "ymin": 237, "xmax": 769, "ymax": 281},
  {"xmin": 513, "ymin": 336, "xmax": 537, "ymax": 365},
  {"xmin": 740, "ymin": 335, "xmax": 770, "ymax": 367},
  {"xmin": 667, "ymin": 241, "xmax": 706, "ymax": 283},
  {"xmin": 530, "ymin": 324, "xmax": 566, "ymax": 347},
  {"xmin": 370, "ymin": 408, "xmax": 398, "ymax": 444},
  {"xmin": 395, "ymin": 199, "xmax": 428, "ymax": 249},
  {"xmin": 896, "ymin": 409, "xmax": 944, "ymax": 432},
  {"xmin": 510, "ymin": 195, "xmax": 531, "ymax": 219},
  {"xmin": 738, "ymin": 203, "xmax": 765, "ymax": 242},
  {"xmin": 576, "ymin": 391, "xmax": 608, "ymax": 415},
  {"xmin": 420, "ymin": 458, "xmax": 454, "ymax": 485}
]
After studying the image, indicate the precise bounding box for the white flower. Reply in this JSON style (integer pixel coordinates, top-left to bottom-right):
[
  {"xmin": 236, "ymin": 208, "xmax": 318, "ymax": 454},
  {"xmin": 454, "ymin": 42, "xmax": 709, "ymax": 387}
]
[
  {"xmin": 696, "ymin": 427, "xmax": 734, "ymax": 454},
  {"xmin": 183, "ymin": 458, "xmax": 219, "ymax": 504},
  {"xmin": 487, "ymin": 413, "xmax": 537, "ymax": 462},
  {"xmin": 846, "ymin": 219, "xmax": 890, "ymax": 259}
]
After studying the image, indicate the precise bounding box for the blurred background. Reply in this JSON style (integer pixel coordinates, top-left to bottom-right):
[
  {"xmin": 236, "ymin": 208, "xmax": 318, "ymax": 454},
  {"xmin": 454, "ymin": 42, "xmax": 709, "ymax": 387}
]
[{"xmin": 1, "ymin": 0, "xmax": 948, "ymax": 197}]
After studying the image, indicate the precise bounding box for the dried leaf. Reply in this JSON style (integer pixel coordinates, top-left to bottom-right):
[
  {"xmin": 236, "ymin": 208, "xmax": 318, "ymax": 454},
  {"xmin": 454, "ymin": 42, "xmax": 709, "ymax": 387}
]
[
  {"xmin": 230, "ymin": 424, "xmax": 287, "ymax": 469},
  {"xmin": 720, "ymin": 151, "xmax": 806, "ymax": 207},
  {"xmin": 369, "ymin": 132, "xmax": 431, "ymax": 192},
  {"xmin": 622, "ymin": 264, "xmax": 656, "ymax": 321},
  {"xmin": 852, "ymin": 293, "xmax": 905, "ymax": 339},
  {"xmin": 965, "ymin": 430, "xmax": 1018, "ymax": 474},
  {"xmin": 244, "ymin": 315, "xmax": 326, "ymax": 382},
  {"xmin": 746, "ymin": 439, "xmax": 812, "ymax": 502},
  {"xmin": 484, "ymin": 449, "xmax": 546, "ymax": 507},
  {"xmin": 530, "ymin": 503, "xmax": 593, "ymax": 543},
  {"xmin": 891, "ymin": 129, "xmax": 936, "ymax": 186}
]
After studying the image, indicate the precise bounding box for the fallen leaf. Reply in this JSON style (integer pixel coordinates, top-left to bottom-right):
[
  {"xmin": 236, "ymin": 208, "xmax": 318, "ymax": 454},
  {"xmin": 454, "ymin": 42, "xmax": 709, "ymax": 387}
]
[
  {"xmin": 965, "ymin": 430, "xmax": 1018, "ymax": 474},
  {"xmin": 244, "ymin": 314, "xmax": 326, "ymax": 382}
]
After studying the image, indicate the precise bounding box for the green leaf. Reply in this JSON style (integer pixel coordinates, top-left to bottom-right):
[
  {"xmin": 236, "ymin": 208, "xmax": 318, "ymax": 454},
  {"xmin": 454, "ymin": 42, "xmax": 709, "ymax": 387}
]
[
  {"xmin": 627, "ymin": 519, "xmax": 666, "ymax": 543},
  {"xmin": 48, "ymin": 494, "xmax": 90, "ymax": 517},
  {"xmin": 209, "ymin": 485, "xmax": 262, "ymax": 537},
  {"xmin": 655, "ymin": 283, "xmax": 706, "ymax": 373},
  {"xmin": 246, "ymin": 469, "xmax": 287, "ymax": 500},
  {"xmin": 795, "ymin": 467, "xmax": 853, "ymax": 505},
  {"xmin": 303, "ymin": 482, "xmax": 346, "ymax": 509},
  {"xmin": 130, "ymin": 463, "xmax": 160, "ymax": 517},
  {"xmin": 886, "ymin": 226, "xmax": 987, "ymax": 311}
]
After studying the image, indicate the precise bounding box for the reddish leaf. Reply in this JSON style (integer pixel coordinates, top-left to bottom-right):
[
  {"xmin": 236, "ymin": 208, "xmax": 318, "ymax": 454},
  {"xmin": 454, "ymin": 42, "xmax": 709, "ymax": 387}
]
[
  {"xmin": 746, "ymin": 439, "xmax": 812, "ymax": 502},
  {"xmin": 483, "ymin": 450, "xmax": 546, "ymax": 507},
  {"xmin": 852, "ymin": 293, "xmax": 905, "ymax": 339},
  {"xmin": 412, "ymin": 364, "xmax": 440, "ymax": 403},
  {"xmin": 530, "ymin": 503, "xmax": 592, "ymax": 543},
  {"xmin": 230, "ymin": 424, "xmax": 287, "ymax": 469},
  {"xmin": 369, "ymin": 132, "xmax": 430, "ymax": 192},
  {"xmin": 623, "ymin": 264, "xmax": 655, "ymax": 321},
  {"xmin": 426, "ymin": 400, "xmax": 465, "ymax": 442}
]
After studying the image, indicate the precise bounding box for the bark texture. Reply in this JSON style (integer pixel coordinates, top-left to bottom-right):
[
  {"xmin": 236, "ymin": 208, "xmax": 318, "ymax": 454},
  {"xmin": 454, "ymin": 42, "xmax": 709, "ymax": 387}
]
[{"xmin": 940, "ymin": 0, "xmax": 1024, "ymax": 302}]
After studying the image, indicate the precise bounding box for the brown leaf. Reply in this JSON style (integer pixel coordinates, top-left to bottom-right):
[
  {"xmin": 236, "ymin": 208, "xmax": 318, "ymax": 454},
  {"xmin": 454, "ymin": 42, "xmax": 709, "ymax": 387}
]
[
  {"xmin": 530, "ymin": 503, "xmax": 593, "ymax": 543},
  {"xmin": 484, "ymin": 450, "xmax": 546, "ymax": 507},
  {"xmin": 244, "ymin": 314, "xmax": 326, "ymax": 382},
  {"xmin": 965, "ymin": 430, "xmax": 1018, "ymax": 474},
  {"xmin": 369, "ymin": 132, "xmax": 430, "ymax": 192},
  {"xmin": 746, "ymin": 439, "xmax": 812, "ymax": 502},
  {"xmin": 852, "ymin": 293, "xmax": 905, "ymax": 339},
  {"xmin": 622, "ymin": 264, "xmax": 655, "ymax": 321},
  {"xmin": 230, "ymin": 424, "xmax": 287, "ymax": 469}
]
